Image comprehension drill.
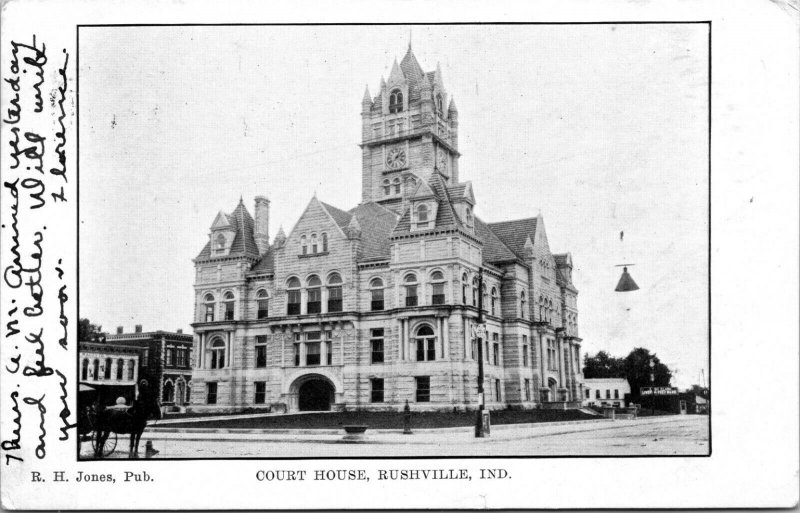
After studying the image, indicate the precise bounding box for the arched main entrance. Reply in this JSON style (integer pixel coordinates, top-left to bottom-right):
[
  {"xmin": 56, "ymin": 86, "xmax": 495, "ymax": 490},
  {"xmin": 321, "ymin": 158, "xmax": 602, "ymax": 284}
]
[{"xmin": 298, "ymin": 378, "xmax": 335, "ymax": 411}]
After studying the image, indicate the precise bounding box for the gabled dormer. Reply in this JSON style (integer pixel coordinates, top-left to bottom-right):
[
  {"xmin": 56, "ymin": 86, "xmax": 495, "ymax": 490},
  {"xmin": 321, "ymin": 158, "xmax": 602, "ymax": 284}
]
[
  {"xmin": 210, "ymin": 211, "xmax": 236, "ymax": 257},
  {"xmin": 449, "ymin": 181, "xmax": 476, "ymax": 232},
  {"xmin": 410, "ymin": 179, "xmax": 438, "ymax": 232}
]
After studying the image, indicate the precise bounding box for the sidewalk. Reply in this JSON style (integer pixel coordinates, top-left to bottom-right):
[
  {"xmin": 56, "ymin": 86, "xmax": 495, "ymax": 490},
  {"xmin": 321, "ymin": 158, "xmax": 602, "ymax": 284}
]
[{"xmin": 144, "ymin": 413, "xmax": 692, "ymax": 445}]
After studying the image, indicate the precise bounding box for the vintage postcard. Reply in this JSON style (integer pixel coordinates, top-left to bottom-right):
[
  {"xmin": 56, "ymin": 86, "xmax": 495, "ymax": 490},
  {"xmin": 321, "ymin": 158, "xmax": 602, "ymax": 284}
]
[{"xmin": 1, "ymin": 0, "xmax": 797, "ymax": 510}]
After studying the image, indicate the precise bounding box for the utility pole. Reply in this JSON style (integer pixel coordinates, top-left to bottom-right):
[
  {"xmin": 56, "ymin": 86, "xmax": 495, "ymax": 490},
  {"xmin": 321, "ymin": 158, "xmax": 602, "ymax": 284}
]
[{"xmin": 474, "ymin": 268, "xmax": 488, "ymax": 437}]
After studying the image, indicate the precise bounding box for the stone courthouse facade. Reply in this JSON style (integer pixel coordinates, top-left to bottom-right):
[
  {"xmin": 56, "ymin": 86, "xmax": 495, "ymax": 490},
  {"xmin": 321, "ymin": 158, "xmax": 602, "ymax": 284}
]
[{"xmin": 189, "ymin": 45, "xmax": 584, "ymax": 412}]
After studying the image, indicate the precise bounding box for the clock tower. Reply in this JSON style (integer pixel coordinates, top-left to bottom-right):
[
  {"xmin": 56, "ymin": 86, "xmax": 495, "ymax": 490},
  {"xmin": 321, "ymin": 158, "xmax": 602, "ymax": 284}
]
[{"xmin": 360, "ymin": 44, "xmax": 460, "ymax": 212}]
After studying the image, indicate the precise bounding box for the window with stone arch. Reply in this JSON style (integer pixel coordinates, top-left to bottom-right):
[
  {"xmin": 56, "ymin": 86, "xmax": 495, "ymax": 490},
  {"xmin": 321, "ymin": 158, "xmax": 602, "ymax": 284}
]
[
  {"xmin": 462, "ymin": 273, "xmax": 469, "ymax": 304},
  {"xmin": 520, "ymin": 290, "xmax": 527, "ymax": 319},
  {"xmin": 472, "ymin": 277, "xmax": 479, "ymax": 306},
  {"xmin": 491, "ymin": 287, "xmax": 498, "ymax": 316},
  {"xmin": 482, "ymin": 283, "xmax": 488, "ymax": 312},
  {"xmin": 116, "ymin": 358, "xmax": 124, "ymax": 380},
  {"xmin": 81, "ymin": 358, "xmax": 89, "ymax": 380},
  {"xmin": 162, "ymin": 381, "xmax": 174, "ymax": 403},
  {"xmin": 223, "ymin": 291, "xmax": 235, "ymax": 321},
  {"xmin": 128, "ymin": 359, "xmax": 135, "ymax": 380},
  {"xmin": 92, "ymin": 359, "xmax": 99, "ymax": 380},
  {"xmin": 286, "ymin": 276, "xmax": 301, "ymax": 315},
  {"xmin": 256, "ymin": 289, "xmax": 269, "ymax": 319},
  {"xmin": 203, "ymin": 293, "xmax": 215, "ymax": 322},
  {"xmin": 430, "ymin": 270, "xmax": 445, "ymax": 305},
  {"xmin": 322, "ymin": 232, "xmax": 328, "ymax": 252},
  {"xmin": 327, "ymin": 272, "xmax": 343, "ymax": 312},
  {"xmin": 300, "ymin": 235, "xmax": 308, "ymax": 255},
  {"xmin": 404, "ymin": 273, "xmax": 418, "ymax": 307},
  {"xmin": 310, "ymin": 233, "xmax": 318, "ymax": 254},
  {"xmin": 307, "ymin": 275, "xmax": 322, "ymax": 314},
  {"xmin": 416, "ymin": 204, "xmax": 429, "ymax": 226},
  {"xmin": 214, "ymin": 233, "xmax": 226, "ymax": 252},
  {"xmin": 392, "ymin": 177, "xmax": 401, "ymax": 194},
  {"xmin": 104, "ymin": 358, "xmax": 112, "ymax": 379},
  {"xmin": 415, "ymin": 324, "xmax": 436, "ymax": 361},
  {"xmin": 370, "ymin": 277, "xmax": 385, "ymax": 311},
  {"xmin": 389, "ymin": 89, "xmax": 403, "ymax": 113},
  {"xmin": 383, "ymin": 179, "xmax": 391, "ymax": 195},
  {"xmin": 210, "ymin": 338, "xmax": 225, "ymax": 369}
]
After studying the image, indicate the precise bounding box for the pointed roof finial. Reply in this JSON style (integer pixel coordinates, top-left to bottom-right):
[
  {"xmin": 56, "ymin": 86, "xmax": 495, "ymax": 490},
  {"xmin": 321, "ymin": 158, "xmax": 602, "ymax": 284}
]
[
  {"xmin": 408, "ymin": 28, "xmax": 412, "ymax": 50},
  {"xmin": 239, "ymin": 195, "xmax": 244, "ymax": 204},
  {"xmin": 362, "ymin": 84, "xmax": 371, "ymax": 105}
]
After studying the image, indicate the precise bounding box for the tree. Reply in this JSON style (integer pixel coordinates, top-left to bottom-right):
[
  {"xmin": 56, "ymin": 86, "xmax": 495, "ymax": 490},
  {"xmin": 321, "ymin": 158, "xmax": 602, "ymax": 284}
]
[
  {"xmin": 78, "ymin": 318, "xmax": 106, "ymax": 343},
  {"xmin": 687, "ymin": 384, "xmax": 710, "ymax": 399},
  {"xmin": 583, "ymin": 350, "xmax": 625, "ymax": 378},
  {"xmin": 623, "ymin": 347, "xmax": 672, "ymax": 397}
]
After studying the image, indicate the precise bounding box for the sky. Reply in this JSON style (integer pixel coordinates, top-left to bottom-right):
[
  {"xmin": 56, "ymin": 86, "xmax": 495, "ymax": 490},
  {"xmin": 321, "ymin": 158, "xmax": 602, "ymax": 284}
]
[{"xmin": 79, "ymin": 24, "xmax": 709, "ymax": 389}]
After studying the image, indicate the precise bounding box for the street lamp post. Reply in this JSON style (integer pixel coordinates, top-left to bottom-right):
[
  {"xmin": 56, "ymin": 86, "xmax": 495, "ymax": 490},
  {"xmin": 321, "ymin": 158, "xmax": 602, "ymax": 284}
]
[
  {"xmin": 474, "ymin": 268, "xmax": 487, "ymax": 438},
  {"xmin": 649, "ymin": 358, "xmax": 655, "ymax": 416}
]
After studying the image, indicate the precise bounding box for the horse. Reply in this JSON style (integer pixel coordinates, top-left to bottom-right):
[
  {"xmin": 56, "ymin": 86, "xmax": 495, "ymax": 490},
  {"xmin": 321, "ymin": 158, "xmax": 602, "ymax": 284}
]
[{"xmin": 94, "ymin": 394, "xmax": 162, "ymax": 458}]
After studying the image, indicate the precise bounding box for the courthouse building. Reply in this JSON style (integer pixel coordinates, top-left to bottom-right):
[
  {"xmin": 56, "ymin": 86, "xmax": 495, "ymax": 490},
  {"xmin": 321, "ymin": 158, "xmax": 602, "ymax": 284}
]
[{"xmin": 189, "ymin": 44, "xmax": 584, "ymax": 412}]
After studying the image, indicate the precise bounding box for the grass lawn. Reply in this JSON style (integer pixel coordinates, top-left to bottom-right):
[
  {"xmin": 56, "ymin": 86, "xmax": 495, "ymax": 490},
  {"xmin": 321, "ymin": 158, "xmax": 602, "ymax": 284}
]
[{"xmin": 163, "ymin": 408, "xmax": 598, "ymax": 430}]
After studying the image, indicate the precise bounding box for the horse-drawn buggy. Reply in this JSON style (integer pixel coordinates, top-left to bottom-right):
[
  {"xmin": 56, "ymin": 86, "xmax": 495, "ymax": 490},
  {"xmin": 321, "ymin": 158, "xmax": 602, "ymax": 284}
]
[{"xmin": 78, "ymin": 382, "xmax": 162, "ymax": 459}]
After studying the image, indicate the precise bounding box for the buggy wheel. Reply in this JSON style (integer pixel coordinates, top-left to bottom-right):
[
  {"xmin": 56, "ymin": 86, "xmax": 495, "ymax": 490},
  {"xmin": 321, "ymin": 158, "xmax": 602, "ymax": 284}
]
[{"xmin": 92, "ymin": 431, "xmax": 117, "ymax": 457}]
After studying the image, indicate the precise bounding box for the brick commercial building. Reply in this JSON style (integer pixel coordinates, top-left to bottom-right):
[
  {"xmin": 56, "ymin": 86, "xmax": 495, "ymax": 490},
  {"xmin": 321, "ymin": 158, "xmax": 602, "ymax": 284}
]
[
  {"xmin": 79, "ymin": 341, "xmax": 140, "ymax": 406},
  {"xmin": 190, "ymin": 44, "xmax": 584, "ymax": 413},
  {"xmin": 107, "ymin": 326, "xmax": 194, "ymax": 411}
]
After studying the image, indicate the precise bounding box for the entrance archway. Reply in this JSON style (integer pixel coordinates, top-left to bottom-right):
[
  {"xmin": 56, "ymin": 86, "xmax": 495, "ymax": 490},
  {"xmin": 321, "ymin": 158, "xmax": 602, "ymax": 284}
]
[{"xmin": 298, "ymin": 378, "xmax": 335, "ymax": 411}]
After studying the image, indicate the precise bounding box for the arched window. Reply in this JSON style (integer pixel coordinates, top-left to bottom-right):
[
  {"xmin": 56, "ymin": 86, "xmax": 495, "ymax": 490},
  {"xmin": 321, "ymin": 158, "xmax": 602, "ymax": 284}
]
[
  {"xmin": 116, "ymin": 358, "xmax": 124, "ymax": 380},
  {"xmin": 162, "ymin": 381, "xmax": 174, "ymax": 403},
  {"xmin": 462, "ymin": 273, "xmax": 469, "ymax": 304},
  {"xmin": 430, "ymin": 270, "xmax": 445, "ymax": 305},
  {"xmin": 311, "ymin": 233, "xmax": 318, "ymax": 254},
  {"xmin": 210, "ymin": 338, "xmax": 225, "ymax": 369},
  {"xmin": 307, "ymin": 275, "xmax": 322, "ymax": 314},
  {"xmin": 472, "ymin": 277, "xmax": 479, "ymax": 306},
  {"xmin": 215, "ymin": 233, "xmax": 226, "ymax": 253},
  {"xmin": 482, "ymin": 284, "xmax": 488, "ymax": 312},
  {"xmin": 383, "ymin": 179, "xmax": 391, "ymax": 195},
  {"xmin": 81, "ymin": 359, "xmax": 89, "ymax": 380},
  {"xmin": 104, "ymin": 358, "xmax": 112, "ymax": 379},
  {"xmin": 128, "ymin": 359, "xmax": 135, "ymax": 380},
  {"xmin": 223, "ymin": 291, "xmax": 235, "ymax": 321},
  {"xmin": 322, "ymin": 232, "xmax": 328, "ymax": 252},
  {"xmin": 256, "ymin": 289, "xmax": 269, "ymax": 319},
  {"xmin": 92, "ymin": 359, "xmax": 99, "ymax": 380},
  {"xmin": 204, "ymin": 293, "xmax": 215, "ymax": 322},
  {"xmin": 491, "ymin": 287, "xmax": 498, "ymax": 316},
  {"xmin": 436, "ymin": 93, "xmax": 443, "ymax": 115},
  {"xmin": 327, "ymin": 273, "xmax": 343, "ymax": 312},
  {"xmin": 465, "ymin": 207, "xmax": 473, "ymax": 227},
  {"xmin": 389, "ymin": 89, "xmax": 403, "ymax": 113},
  {"xmin": 415, "ymin": 324, "xmax": 436, "ymax": 361},
  {"xmin": 404, "ymin": 273, "xmax": 418, "ymax": 307},
  {"xmin": 520, "ymin": 291, "xmax": 527, "ymax": 319},
  {"xmin": 300, "ymin": 235, "xmax": 308, "ymax": 255},
  {"xmin": 287, "ymin": 277, "xmax": 301, "ymax": 315},
  {"xmin": 393, "ymin": 177, "xmax": 401, "ymax": 194},
  {"xmin": 417, "ymin": 204, "xmax": 429, "ymax": 225},
  {"xmin": 370, "ymin": 277, "xmax": 385, "ymax": 311}
]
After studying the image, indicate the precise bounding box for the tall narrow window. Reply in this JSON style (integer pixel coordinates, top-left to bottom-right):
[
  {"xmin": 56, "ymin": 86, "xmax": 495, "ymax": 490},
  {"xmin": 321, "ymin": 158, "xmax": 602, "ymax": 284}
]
[
  {"xmin": 81, "ymin": 359, "xmax": 88, "ymax": 380},
  {"xmin": 389, "ymin": 89, "xmax": 403, "ymax": 113},
  {"xmin": 210, "ymin": 338, "xmax": 225, "ymax": 369},
  {"xmin": 293, "ymin": 337, "xmax": 301, "ymax": 367},
  {"xmin": 404, "ymin": 274, "xmax": 418, "ymax": 307},
  {"xmin": 254, "ymin": 381, "xmax": 266, "ymax": 404},
  {"xmin": 492, "ymin": 333, "xmax": 499, "ymax": 365},
  {"xmin": 383, "ymin": 179, "xmax": 391, "ymax": 195},
  {"xmin": 465, "ymin": 207, "xmax": 473, "ymax": 227},
  {"xmin": 311, "ymin": 234, "xmax": 318, "ymax": 254},
  {"xmin": 166, "ymin": 348, "xmax": 174, "ymax": 366},
  {"xmin": 370, "ymin": 328, "xmax": 384, "ymax": 363},
  {"xmin": 525, "ymin": 379, "xmax": 531, "ymax": 401},
  {"xmin": 482, "ymin": 284, "xmax": 488, "ymax": 313},
  {"xmin": 214, "ymin": 233, "xmax": 226, "ymax": 254},
  {"xmin": 415, "ymin": 376, "xmax": 430, "ymax": 402},
  {"xmin": 206, "ymin": 382, "xmax": 217, "ymax": 404},
  {"xmin": 462, "ymin": 273, "xmax": 469, "ymax": 304},
  {"xmin": 128, "ymin": 359, "xmax": 135, "ymax": 380},
  {"xmin": 307, "ymin": 275, "xmax": 322, "ymax": 314},
  {"xmin": 287, "ymin": 277, "xmax": 301, "ymax": 315},
  {"xmin": 523, "ymin": 344, "xmax": 529, "ymax": 367},
  {"xmin": 436, "ymin": 93, "xmax": 443, "ymax": 115},
  {"xmin": 520, "ymin": 291, "xmax": 526, "ymax": 319},
  {"xmin": 204, "ymin": 293, "xmax": 215, "ymax": 322},
  {"xmin": 305, "ymin": 331, "xmax": 321, "ymax": 366},
  {"xmin": 104, "ymin": 358, "xmax": 112, "ymax": 379},
  {"xmin": 92, "ymin": 359, "xmax": 99, "ymax": 380},
  {"xmin": 256, "ymin": 289, "xmax": 269, "ymax": 319},
  {"xmin": 393, "ymin": 177, "xmax": 401, "ymax": 194},
  {"xmin": 596, "ymin": 389, "xmax": 601, "ymax": 399},
  {"xmin": 614, "ymin": 389, "xmax": 619, "ymax": 399},
  {"xmin": 116, "ymin": 358, "xmax": 124, "ymax": 380},
  {"xmin": 325, "ymin": 331, "xmax": 333, "ymax": 365},
  {"xmin": 370, "ymin": 278, "xmax": 385, "ymax": 311},
  {"xmin": 416, "ymin": 204, "xmax": 429, "ymax": 227},
  {"xmin": 415, "ymin": 325, "xmax": 435, "ymax": 361},
  {"xmin": 371, "ymin": 378, "xmax": 385, "ymax": 402},
  {"xmin": 300, "ymin": 235, "xmax": 308, "ymax": 255},
  {"xmin": 223, "ymin": 291, "xmax": 235, "ymax": 321},
  {"xmin": 430, "ymin": 270, "xmax": 445, "ymax": 305},
  {"xmin": 255, "ymin": 335, "xmax": 267, "ymax": 368},
  {"xmin": 322, "ymin": 232, "xmax": 328, "ymax": 252},
  {"xmin": 495, "ymin": 379, "xmax": 501, "ymax": 402},
  {"xmin": 472, "ymin": 277, "xmax": 479, "ymax": 306},
  {"xmin": 491, "ymin": 287, "xmax": 498, "ymax": 316},
  {"xmin": 327, "ymin": 273, "xmax": 343, "ymax": 312}
]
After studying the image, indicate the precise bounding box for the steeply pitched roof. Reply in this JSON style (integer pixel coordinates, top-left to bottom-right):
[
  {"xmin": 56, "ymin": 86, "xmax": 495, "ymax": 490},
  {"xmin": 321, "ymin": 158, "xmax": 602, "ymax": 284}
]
[
  {"xmin": 391, "ymin": 172, "xmax": 462, "ymax": 236},
  {"xmin": 350, "ymin": 202, "xmax": 399, "ymax": 261},
  {"xmin": 487, "ymin": 218, "xmax": 539, "ymax": 259},
  {"xmin": 250, "ymin": 249, "xmax": 275, "ymax": 273},
  {"xmin": 196, "ymin": 200, "xmax": 259, "ymax": 260},
  {"xmin": 474, "ymin": 217, "xmax": 518, "ymax": 264},
  {"xmin": 320, "ymin": 202, "xmax": 353, "ymax": 230}
]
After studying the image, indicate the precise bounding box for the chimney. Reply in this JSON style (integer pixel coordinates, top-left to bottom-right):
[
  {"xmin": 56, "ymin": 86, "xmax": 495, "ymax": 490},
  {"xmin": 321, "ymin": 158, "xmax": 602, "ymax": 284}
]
[
  {"xmin": 135, "ymin": 324, "xmax": 142, "ymax": 333},
  {"xmin": 176, "ymin": 329, "xmax": 183, "ymax": 334},
  {"xmin": 254, "ymin": 196, "xmax": 270, "ymax": 255},
  {"xmin": 116, "ymin": 326, "xmax": 123, "ymax": 334}
]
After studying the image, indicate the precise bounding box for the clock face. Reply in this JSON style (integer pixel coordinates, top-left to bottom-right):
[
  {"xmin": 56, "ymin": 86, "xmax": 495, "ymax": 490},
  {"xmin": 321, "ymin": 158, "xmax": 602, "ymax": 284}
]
[
  {"xmin": 437, "ymin": 149, "xmax": 448, "ymax": 171},
  {"xmin": 386, "ymin": 147, "xmax": 407, "ymax": 169}
]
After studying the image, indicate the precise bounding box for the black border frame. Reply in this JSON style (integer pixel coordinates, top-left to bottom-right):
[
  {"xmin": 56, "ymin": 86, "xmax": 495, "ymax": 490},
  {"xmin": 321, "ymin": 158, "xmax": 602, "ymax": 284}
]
[{"xmin": 76, "ymin": 21, "xmax": 712, "ymax": 462}]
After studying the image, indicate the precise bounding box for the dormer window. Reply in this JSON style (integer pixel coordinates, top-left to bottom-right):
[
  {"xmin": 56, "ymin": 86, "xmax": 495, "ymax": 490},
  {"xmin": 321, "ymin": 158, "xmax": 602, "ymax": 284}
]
[
  {"xmin": 389, "ymin": 89, "xmax": 403, "ymax": 113},
  {"xmin": 465, "ymin": 207, "xmax": 473, "ymax": 227},
  {"xmin": 416, "ymin": 204, "xmax": 429, "ymax": 228}
]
